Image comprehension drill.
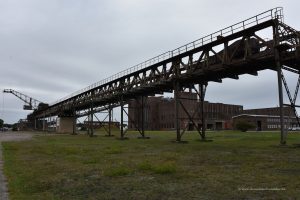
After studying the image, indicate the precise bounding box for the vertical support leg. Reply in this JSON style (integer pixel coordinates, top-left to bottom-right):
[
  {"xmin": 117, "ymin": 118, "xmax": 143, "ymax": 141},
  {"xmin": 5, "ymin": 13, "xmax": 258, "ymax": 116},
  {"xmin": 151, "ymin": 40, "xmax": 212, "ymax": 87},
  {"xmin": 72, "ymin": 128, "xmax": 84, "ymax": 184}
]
[
  {"xmin": 137, "ymin": 96, "xmax": 150, "ymax": 139},
  {"xmin": 141, "ymin": 96, "xmax": 145, "ymax": 137},
  {"xmin": 199, "ymin": 84, "xmax": 206, "ymax": 140},
  {"xmin": 273, "ymin": 22, "xmax": 286, "ymax": 145},
  {"xmin": 87, "ymin": 116, "xmax": 90, "ymax": 135},
  {"xmin": 42, "ymin": 113, "xmax": 46, "ymax": 132},
  {"xmin": 277, "ymin": 67, "xmax": 286, "ymax": 144},
  {"xmin": 105, "ymin": 105, "xmax": 114, "ymax": 137},
  {"xmin": 89, "ymin": 106, "xmax": 94, "ymax": 137},
  {"xmin": 112, "ymin": 107, "xmax": 114, "ymax": 124},
  {"xmin": 49, "ymin": 117, "xmax": 51, "ymax": 132},
  {"xmin": 34, "ymin": 118, "xmax": 37, "ymax": 130},
  {"xmin": 72, "ymin": 112, "xmax": 77, "ymax": 135},
  {"xmin": 108, "ymin": 105, "xmax": 112, "ymax": 136},
  {"xmin": 120, "ymin": 96, "xmax": 124, "ymax": 139},
  {"xmin": 120, "ymin": 95, "xmax": 126, "ymax": 140},
  {"xmin": 174, "ymin": 81, "xmax": 181, "ymax": 142},
  {"xmin": 46, "ymin": 117, "xmax": 48, "ymax": 132},
  {"xmin": 119, "ymin": 99, "xmax": 129, "ymax": 140},
  {"xmin": 56, "ymin": 117, "xmax": 58, "ymax": 132},
  {"xmin": 49, "ymin": 117, "xmax": 51, "ymax": 131}
]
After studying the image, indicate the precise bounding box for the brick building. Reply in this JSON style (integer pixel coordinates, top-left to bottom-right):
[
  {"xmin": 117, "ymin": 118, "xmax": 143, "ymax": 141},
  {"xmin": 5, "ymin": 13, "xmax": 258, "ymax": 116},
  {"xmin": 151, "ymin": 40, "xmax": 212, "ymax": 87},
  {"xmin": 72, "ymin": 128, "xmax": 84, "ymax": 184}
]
[
  {"xmin": 243, "ymin": 107, "xmax": 293, "ymax": 116},
  {"xmin": 128, "ymin": 92, "xmax": 243, "ymax": 131},
  {"xmin": 233, "ymin": 107, "xmax": 297, "ymax": 131}
]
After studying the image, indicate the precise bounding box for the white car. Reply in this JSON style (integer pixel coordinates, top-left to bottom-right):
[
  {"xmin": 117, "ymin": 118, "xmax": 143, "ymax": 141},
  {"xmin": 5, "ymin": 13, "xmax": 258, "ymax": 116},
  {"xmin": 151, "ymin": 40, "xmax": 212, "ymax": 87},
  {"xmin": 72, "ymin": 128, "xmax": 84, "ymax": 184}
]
[
  {"xmin": 289, "ymin": 127, "xmax": 300, "ymax": 131},
  {"xmin": 0, "ymin": 127, "xmax": 8, "ymax": 132}
]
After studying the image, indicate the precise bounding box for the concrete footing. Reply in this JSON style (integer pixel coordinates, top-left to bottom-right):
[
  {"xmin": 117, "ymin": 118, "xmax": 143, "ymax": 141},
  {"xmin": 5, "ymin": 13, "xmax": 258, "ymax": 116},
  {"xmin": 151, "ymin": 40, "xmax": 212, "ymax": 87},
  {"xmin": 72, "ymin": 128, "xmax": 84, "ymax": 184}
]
[{"xmin": 57, "ymin": 117, "xmax": 75, "ymax": 133}]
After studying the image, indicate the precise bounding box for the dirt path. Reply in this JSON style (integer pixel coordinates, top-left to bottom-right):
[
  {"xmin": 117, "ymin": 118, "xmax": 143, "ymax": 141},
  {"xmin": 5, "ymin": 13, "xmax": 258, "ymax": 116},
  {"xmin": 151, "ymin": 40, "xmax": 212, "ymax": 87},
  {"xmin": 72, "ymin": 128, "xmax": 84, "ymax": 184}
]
[{"xmin": 0, "ymin": 132, "xmax": 33, "ymax": 200}]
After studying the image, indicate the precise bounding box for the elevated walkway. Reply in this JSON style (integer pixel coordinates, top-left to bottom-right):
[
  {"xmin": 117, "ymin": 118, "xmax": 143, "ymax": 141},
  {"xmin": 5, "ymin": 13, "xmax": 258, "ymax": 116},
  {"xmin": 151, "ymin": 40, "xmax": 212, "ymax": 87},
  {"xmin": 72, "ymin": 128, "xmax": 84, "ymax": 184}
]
[{"xmin": 29, "ymin": 8, "xmax": 300, "ymax": 143}]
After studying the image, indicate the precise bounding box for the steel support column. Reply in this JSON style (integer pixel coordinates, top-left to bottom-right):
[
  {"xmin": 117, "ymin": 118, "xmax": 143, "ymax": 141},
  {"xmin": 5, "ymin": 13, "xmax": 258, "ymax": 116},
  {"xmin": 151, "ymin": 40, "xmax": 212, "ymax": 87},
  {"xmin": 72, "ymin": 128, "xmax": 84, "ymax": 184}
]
[
  {"xmin": 72, "ymin": 110, "xmax": 77, "ymax": 135},
  {"xmin": 277, "ymin": 67, "xmax": 286, "ymax": 144},
  {"xmin": 199, "ymin": 84, "xmax": 207, "ymax": 140},
  {"xmin": 34, "ymin": 118, "xmax": 37, "ymax": 130},
  {"xmin": 274, "ymin": 21, "xmax": 286, "ymax": 145},
  {"xmin": 109, "ymin": 105, "xmax": 112, "ymax": 136},
  {"xmin": 174, "ymin": 81, "xmax": 181, "ymax": 142},
  {"xmin": 43, "ymin": 113, "xmax": 46, "ymax": 132},
  {"xmin": 141, "ymin": 96, "xmax": 145, "ymax": 137},
  {"xmin": 56, "ymin": 117, "xmax": 58, "ymax": 132},
  {"xmin": 120, "ymin": 96, "xmax": 125, "ymax": 139},
  {"xmin": 137, "ymin": 96, "xmax": 150, "ymax": 139},
  {"xmin": 89, "ymin": 105, "xmax": 94, "ymax": 137},
  {"xmin": 173, "ymin": 58, "xmax": 182, "ymax": 142},
  {"xmin": 106, "ymin": 105, "xmax": 114, "ymax": 137}
]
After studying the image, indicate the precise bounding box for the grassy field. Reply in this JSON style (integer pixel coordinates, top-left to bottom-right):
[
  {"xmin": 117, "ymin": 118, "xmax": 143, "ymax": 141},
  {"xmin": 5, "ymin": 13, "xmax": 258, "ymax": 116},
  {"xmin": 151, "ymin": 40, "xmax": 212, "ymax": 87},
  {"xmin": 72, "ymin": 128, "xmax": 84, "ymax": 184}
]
[{"xmin": 2, "ymin": 130, "xmax": 300, "ymax": 199}]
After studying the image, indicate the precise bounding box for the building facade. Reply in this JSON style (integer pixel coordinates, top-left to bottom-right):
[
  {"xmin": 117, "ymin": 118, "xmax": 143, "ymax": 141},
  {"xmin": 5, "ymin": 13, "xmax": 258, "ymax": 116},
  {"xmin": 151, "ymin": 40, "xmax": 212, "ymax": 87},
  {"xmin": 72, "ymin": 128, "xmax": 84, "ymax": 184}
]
[
  {"xmin": 128, "ymin": 92, "xmax": 243, "ymax": 131},
  {"xmin": 243, "ymin": 107, "xmax": 293, "ymax": 116},
  {"xmin": 233, "ymin": 107, "xmax": 297, "ymax": 131},
  {"xmin": 232, "ymin": 114, "xmax": 298, "ymax": 131},
  {"xmin": 128, "ymin": 92, "xmax": 299, "ymax": 131}
]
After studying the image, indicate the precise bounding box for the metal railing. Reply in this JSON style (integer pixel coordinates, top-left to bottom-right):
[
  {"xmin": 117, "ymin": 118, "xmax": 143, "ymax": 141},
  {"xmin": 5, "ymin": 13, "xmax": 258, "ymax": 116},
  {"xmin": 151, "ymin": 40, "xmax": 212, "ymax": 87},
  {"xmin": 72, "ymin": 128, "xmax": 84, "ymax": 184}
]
[{"xmin": 52, "ymin": 7, "xmax": 283, "ymax": 105}]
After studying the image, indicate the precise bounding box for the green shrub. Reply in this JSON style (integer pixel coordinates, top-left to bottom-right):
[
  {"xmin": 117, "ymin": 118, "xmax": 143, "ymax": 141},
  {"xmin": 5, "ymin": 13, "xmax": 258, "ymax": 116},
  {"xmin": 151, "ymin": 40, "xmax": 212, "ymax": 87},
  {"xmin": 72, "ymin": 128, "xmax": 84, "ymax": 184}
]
[
  {"xmin": 12, "ymin": 124, "xmax": 18, "ymax": 131},
  {"xmin": 235, "ymin": 120, "xmax": 255, "ymax": 132}
]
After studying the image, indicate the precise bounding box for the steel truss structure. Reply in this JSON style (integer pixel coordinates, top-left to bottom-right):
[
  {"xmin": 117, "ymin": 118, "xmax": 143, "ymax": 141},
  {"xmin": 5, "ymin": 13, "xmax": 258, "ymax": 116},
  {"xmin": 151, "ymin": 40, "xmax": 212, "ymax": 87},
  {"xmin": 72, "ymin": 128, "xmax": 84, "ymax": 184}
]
[
  {"xmin": 29, "ymin": 7, "xmax": 300, "ymax": 144},
  {"xmin": 125, "ymin": 96, "xmax": 150, "ymax": 139},
  {"xmin": 3, "ymin": 89, "xmax": 44, "ymax": 110}
]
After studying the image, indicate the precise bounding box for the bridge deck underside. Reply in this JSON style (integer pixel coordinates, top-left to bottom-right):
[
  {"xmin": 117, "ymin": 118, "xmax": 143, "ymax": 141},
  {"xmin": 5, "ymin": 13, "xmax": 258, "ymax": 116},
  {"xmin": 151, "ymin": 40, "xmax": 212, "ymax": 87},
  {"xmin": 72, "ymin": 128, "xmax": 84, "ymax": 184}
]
[{"xmin": 42, "ymin": 53, "xmax": 299, "ymax": 117}]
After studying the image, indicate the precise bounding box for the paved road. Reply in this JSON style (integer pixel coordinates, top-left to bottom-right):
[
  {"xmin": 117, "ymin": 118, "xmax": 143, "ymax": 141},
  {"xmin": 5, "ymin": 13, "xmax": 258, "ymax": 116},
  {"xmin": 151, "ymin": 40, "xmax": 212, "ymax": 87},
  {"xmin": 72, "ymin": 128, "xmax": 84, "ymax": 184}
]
[{"xmin": 0, "ymin": 132, "xmax": 33, "ymax": 200}]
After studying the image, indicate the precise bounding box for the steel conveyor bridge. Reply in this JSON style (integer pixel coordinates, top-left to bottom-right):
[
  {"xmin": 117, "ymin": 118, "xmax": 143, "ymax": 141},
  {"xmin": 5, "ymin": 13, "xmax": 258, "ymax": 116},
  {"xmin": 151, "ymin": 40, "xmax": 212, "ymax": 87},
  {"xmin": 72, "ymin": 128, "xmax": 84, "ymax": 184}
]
[{"xmin": 29, "ymin": 7, "xmax": 300, "ymax": 144}]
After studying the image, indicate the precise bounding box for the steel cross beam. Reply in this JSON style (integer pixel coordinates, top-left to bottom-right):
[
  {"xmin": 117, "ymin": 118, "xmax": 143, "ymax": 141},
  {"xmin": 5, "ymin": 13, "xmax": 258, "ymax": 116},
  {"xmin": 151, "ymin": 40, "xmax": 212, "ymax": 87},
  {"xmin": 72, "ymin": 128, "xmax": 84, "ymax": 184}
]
[
  {"xmin": 173, "ymin": 84, "xmax": 208, "ymax": 141},
  {"xmin": 93, "ymin": 112, "xmax": 110, "ymax": 135},
  {"xmin": 122, "ymin": 106, "xmax": 147, "ymax": 138},
  {"xmin": 127, "ymin": 96, "xmax": 150, "ymax": 139},
  {"xmin": 105, "ymin": 105, "xmax": 114, "ymax": 137},
  {"xmin": 280, "ymin": 70, "xmax": 300, "ymax": 126}
]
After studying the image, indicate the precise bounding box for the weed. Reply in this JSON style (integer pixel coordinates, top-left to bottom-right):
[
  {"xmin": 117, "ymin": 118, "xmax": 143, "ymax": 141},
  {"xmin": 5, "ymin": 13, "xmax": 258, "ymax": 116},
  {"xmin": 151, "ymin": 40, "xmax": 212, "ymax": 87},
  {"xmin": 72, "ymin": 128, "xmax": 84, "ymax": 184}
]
[
  {"xmin": 104, "ymin": 167, "xmax": 132, "ymax": 177},
  {"xmin": 137, "ymin": 161, "xmax": 153, "ymax": 171},
  {"xmin": 104, "ymin": 147, "xmax": 122, "ymax": 154},
  {"xmin": 152, "ymin": 163, "xmax": 177, "ymax": 174}
]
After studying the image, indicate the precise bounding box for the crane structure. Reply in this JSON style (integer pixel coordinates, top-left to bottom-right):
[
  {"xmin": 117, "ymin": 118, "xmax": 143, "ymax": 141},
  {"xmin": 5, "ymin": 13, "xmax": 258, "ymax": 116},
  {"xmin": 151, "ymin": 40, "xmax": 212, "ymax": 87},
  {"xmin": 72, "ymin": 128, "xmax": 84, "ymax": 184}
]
[{"xmin": 3, "ymin": 89, "xmax": 45, "ymax": 110}]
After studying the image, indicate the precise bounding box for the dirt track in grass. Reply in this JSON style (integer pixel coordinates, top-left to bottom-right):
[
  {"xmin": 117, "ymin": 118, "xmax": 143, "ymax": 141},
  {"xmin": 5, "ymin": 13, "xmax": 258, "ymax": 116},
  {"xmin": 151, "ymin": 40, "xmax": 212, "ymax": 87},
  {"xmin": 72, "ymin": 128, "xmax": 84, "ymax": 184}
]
[{"xmin": 0, "ymin": 132, "xmax": 32, "ymax": 200}]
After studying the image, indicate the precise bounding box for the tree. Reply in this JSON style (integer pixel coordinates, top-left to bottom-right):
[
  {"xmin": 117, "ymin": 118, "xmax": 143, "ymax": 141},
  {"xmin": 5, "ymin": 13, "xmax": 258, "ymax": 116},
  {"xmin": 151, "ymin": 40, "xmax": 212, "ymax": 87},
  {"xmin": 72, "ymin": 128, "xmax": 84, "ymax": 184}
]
[
  {"xmin": 12, "ymin": 123, "xmax": 18, "ymax": 131},
  {"xmin": 235, "ymin": 120, "xmax": 255, "ymax": 132},
  {"xmin": 0, "ymin": 119, "xmax": 3, "ymax": 128}
]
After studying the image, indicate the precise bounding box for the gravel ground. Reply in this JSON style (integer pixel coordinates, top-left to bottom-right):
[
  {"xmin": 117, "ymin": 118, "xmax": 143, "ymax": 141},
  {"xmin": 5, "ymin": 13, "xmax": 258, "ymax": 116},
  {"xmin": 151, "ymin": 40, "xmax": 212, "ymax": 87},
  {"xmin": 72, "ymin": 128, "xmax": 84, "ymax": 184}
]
[{"xmin": 0, "ymin": 132, "xmax": 33, "ymax": 200}]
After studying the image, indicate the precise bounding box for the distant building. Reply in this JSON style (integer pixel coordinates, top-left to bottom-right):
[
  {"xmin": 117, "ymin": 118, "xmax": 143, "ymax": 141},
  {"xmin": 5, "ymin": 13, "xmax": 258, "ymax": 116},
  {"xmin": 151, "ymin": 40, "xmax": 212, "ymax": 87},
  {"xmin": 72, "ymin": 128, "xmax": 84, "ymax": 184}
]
[
  {"xmin": 243, "ymin": 107, "xmax": 293, "ymax": 116},
  {"xmin": 233, "ymin": 107, "xmax": 297, "ymax": 131},
  {"xmin": 128, "ymin": 92, "xmax": 243, "ymax": 131},
  {"xmin": 128, "ymin": 92, "xmax": 299, "ymax": 131}
]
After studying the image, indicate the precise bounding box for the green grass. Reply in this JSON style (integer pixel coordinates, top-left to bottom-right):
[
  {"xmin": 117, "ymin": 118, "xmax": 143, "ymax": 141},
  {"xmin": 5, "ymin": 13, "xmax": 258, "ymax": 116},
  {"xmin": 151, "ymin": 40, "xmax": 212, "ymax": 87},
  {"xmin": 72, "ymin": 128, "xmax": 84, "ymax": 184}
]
[
  {"xmin": 2, "ymin": 130, "xmax": 300, "ymax": 199},
  {"xmin": 138, "ymin": 160, "xmax": 177, "ymax": 174}
]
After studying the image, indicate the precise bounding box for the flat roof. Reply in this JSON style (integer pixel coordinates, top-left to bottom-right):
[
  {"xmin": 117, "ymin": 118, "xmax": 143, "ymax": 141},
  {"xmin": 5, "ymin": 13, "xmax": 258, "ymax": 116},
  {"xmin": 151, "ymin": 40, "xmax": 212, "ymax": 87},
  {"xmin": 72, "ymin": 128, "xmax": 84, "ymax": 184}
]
[{"xmin": 232, "ymin": 114, "xmax": 294, "ymax": 119}]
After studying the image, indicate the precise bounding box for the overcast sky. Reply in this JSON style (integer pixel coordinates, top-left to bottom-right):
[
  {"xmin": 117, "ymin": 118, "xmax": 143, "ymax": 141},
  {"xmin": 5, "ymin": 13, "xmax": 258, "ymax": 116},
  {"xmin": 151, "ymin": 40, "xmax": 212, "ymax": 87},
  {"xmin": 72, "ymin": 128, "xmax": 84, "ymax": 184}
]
[{"xmin": 0, "ymin": 0, "xmax": 299, "ymax": 124}]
